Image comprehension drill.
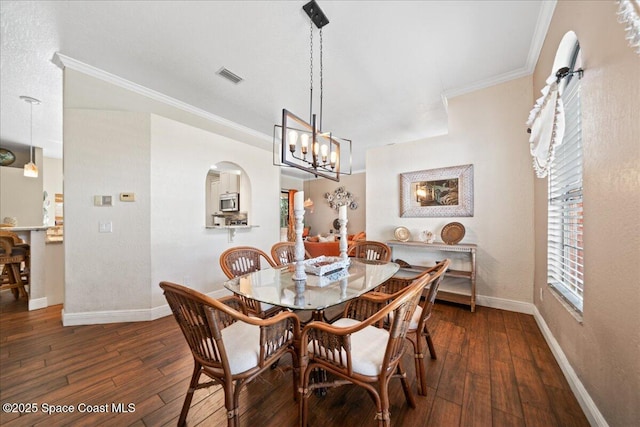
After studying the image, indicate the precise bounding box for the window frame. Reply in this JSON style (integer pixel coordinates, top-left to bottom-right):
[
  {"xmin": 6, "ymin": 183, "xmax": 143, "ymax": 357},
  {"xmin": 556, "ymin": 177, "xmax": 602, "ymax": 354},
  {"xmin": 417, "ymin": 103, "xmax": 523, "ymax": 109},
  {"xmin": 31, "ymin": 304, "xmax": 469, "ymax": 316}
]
[{"xmin": 547, "ymin": 41, "xmax": 584, "ymax": 314}]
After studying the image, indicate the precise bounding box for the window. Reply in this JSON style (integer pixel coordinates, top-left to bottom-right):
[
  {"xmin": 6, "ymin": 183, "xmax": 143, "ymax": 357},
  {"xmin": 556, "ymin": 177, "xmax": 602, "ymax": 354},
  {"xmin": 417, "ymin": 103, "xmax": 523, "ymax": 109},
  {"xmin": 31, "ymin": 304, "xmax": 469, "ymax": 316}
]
[
  {"xmin": 280, "ymin": 190, "xmax": 289, "ymax": 228},
  {"xmin": 547, "ymin": 41, "xmax": 584, "ymax": 313}
]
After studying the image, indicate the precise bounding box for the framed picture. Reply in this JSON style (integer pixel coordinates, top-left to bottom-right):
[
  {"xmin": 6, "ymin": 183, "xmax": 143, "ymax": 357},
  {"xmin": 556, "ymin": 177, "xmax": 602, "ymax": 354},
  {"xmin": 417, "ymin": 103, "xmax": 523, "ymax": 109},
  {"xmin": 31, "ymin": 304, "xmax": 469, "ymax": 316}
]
[{"xmin": 400, "ymin": 164, "xmax": 474, "ymax": 217}]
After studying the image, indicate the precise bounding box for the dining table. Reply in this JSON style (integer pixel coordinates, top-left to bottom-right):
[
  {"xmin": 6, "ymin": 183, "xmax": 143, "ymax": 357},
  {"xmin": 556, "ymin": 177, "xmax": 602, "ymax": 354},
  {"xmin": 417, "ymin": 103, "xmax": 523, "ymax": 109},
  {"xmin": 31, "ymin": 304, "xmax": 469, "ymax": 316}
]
[{"xmin": 223, "ymin": 258, "xmax": 400, "ymax": 321}]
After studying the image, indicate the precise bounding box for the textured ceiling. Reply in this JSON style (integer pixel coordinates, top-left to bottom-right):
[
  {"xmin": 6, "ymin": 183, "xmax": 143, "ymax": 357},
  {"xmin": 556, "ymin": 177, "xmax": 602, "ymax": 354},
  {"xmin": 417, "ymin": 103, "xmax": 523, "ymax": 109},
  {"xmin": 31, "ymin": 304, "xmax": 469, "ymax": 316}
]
[{"xmin": 0, "ymin": 0, "xmax": 554, "ymax": 172}]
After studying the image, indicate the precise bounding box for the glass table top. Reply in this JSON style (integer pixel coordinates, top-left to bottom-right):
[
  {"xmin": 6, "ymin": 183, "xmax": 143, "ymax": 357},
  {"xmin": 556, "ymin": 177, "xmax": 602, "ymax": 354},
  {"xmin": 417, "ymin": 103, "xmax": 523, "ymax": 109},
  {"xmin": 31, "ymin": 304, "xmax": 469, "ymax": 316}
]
[{"xmin": 223, "ymin": 259, "xmax": 400, "ymax": 311}]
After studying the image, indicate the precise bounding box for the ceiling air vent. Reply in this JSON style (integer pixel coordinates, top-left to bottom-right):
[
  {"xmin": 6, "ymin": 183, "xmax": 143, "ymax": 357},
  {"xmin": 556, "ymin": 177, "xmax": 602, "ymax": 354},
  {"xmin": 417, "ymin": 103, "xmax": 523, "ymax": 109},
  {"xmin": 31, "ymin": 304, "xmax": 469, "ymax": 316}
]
[{"xmin": 217, "ymin": 67, "xmax": 243, "ymax": 84}]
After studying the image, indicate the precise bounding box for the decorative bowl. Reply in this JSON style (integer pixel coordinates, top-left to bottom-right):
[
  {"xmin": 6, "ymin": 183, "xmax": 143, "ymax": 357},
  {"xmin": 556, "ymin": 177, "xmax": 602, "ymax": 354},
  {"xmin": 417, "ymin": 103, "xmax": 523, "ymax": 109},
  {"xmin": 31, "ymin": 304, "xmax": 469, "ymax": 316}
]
[
  {"xmin": 441, "ymin": 222, "xmax": 465, "ymax": 245},
  {"xmin": 394, "ymin": 226, "xmax": 411, "ymax": 242}
]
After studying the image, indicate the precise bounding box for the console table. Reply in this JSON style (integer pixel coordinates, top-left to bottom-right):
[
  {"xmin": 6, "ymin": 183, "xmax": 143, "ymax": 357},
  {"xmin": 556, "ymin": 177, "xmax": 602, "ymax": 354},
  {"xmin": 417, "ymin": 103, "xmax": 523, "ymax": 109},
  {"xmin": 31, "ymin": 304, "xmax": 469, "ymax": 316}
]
[{"xmin": 387, "ymin": 240, "xmax": 477, "ymax": 312}]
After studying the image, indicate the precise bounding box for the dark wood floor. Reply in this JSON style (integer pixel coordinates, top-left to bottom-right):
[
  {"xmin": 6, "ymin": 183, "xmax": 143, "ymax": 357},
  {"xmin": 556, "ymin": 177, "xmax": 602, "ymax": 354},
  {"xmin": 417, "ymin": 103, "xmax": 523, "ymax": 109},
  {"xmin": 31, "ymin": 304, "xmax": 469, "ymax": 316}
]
[{"xmin": 0, "ymin": 290, "xmax": 590, "ymax": 426}]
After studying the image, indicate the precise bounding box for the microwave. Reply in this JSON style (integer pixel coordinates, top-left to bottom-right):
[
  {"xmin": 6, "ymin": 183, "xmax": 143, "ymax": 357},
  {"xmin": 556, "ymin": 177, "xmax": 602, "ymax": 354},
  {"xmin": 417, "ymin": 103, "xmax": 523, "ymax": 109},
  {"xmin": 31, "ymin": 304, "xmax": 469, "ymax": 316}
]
[{"xmin": 220, "ymin": 193, "xmax": 239, "ymax": 212}]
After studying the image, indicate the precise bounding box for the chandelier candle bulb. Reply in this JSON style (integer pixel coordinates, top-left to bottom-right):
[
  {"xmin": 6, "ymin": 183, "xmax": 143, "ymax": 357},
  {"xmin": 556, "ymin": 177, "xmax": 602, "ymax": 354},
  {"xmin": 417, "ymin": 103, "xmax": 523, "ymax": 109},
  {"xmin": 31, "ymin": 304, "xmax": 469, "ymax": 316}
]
[
  {"xmin": 288, "ymin": 130, "xmax": 298, "ymax": 152},
  {"xmin": 301, "ymin": 134, "xmax": 309, "ymax": 155},
  {"xmin": 330, "ymin": 151, "xmax": 337, "ymax": 168},
  {"xmin": 321, "ymin": 144, "xmax": 328, "ymax": 162}
]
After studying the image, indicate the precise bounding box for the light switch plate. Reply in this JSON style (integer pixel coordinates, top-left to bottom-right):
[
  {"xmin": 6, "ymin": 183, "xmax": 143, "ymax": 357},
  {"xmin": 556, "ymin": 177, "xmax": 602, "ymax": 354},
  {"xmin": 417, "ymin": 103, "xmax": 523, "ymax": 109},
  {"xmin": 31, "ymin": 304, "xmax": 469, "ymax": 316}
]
[
  {"xmin": 94, "ymin": 195, "xmax": 112, "ymax": 206},
  {"xmin": 99, "ymin": 221, "xmax": 112, "ymax": 233}
]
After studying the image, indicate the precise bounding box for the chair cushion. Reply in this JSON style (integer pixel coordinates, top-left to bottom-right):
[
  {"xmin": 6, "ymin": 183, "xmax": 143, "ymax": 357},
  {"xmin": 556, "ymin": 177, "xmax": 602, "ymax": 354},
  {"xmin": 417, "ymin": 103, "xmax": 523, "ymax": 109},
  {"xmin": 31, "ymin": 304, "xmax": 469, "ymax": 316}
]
[
  {"xmin": 410, "ymin": 305, "xmax": 422, "ymax": 330},
  {"xmin": 389, "ymin": 305, "xmax": 422, "ymax": 331},
  {"xmin": 308, "ymin": 317, "xmax": 389, "ymax": 376},
  {"xmin": 220, "ymin": 321, "xmax": 261, "ymax": 375}
]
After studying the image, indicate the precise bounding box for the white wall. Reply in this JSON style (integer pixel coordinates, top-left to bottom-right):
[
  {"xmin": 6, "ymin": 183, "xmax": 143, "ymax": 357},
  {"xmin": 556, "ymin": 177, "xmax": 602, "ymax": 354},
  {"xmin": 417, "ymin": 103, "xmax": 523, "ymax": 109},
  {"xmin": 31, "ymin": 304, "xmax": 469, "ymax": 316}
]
[
  {"xmin": 0, "ymin": 147, "xmax": 43, "ymax": 226},
  {"xmin": 61, "ymin": 67, "xmax": 282, "ymax": 322},
  {"xmin": 280, "ymin": 174, "xmax": 303, "ymax": 192},
  {"xmin": 367, "ymin": 76, "xmax": 534, "ymax": 304},
  {"xmin": 43, "ymin": 156, "xmax": 63, "ymax": 226},
  {"xmin": 43, "ymin": 157, "xmax": 64, "ymax": 306},
  {"xmin": 64, "ymin": 110, "xmax": 152, "ymax": 313},
  {"xmin": 62, "ymin": 110, "xmax": 280, "ymax": 319},
  {"xmin": 149, "ymin": 114, "xmax": 279, "ymax": 308},
  {"xmin": 532, "ymin": 2, "xmax": 640, "ymax": 425}
]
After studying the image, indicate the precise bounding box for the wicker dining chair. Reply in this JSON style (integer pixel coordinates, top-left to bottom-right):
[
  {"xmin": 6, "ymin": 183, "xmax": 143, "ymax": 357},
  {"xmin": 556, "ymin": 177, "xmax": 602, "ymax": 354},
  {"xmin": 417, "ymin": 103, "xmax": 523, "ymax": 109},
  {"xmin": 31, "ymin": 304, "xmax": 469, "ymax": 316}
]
[
  {"xmin": 219, "ymin": 246, "xmax": 280, "ymax": 318},
  {"xmin": 378, "ymin": 259, "xmax": 450, "ymax": 396},
  {"xmin": 160, "ymin": 281, "xmax": 300, "ymax": 427},
  {"xmin": 270, "ymin": 241, "xmax": 311, "ymax": 267},
  {"xmin": 347, "ymin": 240, "xmax": 392, "ymax": 262},
  {"xmin": 298, "ymin": 271, "xmax": 428, "ymax": 427}
]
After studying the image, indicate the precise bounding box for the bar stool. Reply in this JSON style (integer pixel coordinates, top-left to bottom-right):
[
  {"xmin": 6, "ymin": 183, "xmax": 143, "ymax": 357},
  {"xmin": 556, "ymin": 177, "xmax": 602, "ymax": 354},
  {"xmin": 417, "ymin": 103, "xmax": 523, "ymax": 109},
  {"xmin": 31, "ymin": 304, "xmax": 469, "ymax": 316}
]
[{"xmin": 0, "ymin": 232, "xmax": 29, "ymax": 299}]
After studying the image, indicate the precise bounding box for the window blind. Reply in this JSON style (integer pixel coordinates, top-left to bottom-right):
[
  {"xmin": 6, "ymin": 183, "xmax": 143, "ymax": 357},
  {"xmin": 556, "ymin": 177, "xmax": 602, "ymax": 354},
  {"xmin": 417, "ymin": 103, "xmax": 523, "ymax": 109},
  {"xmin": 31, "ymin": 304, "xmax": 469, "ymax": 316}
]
[{"xmin": 547, "ymin": 73, "xmax": 584, "ymax": 313}]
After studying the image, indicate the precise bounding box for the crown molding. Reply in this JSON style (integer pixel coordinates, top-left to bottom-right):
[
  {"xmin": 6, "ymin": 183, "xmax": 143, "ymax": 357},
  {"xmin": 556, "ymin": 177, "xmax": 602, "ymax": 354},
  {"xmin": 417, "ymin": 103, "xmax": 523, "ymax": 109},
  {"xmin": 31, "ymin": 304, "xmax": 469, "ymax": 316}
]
[
  {"xmin": 526, "ymin": 0, "xmax": 557, "ymax": 72},
  {"xmin": 52, "ymin": 52, "xmax": 272, "ymax": 145},
  {"xmin": 442, "ymin": 66, "xmax": 533, "ymax": 100},
  {"xmin": 442, "ymin": 0, "xmax": 556, "ymax": 101}
]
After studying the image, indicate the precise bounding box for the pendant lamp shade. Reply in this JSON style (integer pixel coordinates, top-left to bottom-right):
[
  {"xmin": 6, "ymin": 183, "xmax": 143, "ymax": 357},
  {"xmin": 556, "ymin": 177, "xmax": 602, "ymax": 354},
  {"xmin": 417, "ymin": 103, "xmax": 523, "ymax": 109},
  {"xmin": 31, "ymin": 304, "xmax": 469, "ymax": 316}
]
[{"xmin": 24, "ymin": 161, "xmax": 38, "ymax": 178}]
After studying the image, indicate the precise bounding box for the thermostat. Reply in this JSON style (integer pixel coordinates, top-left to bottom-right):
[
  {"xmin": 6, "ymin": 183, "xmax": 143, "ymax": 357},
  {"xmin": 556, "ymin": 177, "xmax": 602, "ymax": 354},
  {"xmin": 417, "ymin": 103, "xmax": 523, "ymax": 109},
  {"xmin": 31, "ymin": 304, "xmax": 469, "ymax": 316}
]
[{"xmin": 120, "ymin": 192, "xmax": 136, "ymax": 202}]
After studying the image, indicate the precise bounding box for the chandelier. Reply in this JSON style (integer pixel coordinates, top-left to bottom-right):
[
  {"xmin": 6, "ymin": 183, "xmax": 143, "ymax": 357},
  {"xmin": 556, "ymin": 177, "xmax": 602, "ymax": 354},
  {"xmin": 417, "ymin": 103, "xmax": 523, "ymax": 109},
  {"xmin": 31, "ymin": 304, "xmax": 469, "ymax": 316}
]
[{"xmin": 273, "ymin": 0, "xmax": 352, "ymax": 182}]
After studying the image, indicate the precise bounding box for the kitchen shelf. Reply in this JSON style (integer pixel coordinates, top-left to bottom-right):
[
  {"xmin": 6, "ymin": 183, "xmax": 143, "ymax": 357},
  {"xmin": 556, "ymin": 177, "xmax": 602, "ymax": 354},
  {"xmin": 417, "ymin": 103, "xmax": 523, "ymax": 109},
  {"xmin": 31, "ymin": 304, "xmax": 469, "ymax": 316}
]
[
  {"xmin": 387, "ymin": 240, "xmax": 477, "ymax": 312},
  {"xmin": 207, "ymin": 225, "xmax": 259, "ymax": 242}
]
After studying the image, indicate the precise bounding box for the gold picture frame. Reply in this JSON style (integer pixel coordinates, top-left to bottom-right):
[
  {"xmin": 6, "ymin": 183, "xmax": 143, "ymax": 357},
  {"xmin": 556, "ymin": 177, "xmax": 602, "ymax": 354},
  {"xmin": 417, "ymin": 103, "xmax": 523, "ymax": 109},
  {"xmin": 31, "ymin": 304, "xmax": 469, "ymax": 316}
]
[{"xmin": 400, "ymin": 164, "xmax": 474, "ymax": 217}]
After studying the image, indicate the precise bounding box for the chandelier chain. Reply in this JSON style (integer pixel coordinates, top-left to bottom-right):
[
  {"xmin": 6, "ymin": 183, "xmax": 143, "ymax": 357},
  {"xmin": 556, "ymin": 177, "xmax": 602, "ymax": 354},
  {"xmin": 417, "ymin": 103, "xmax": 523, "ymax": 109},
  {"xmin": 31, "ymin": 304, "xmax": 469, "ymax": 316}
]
[
  {"xmin": 319, "ymin": 27, "xmax": 324, "ymax": 131},
  {"xmin": 309, "ymin": 20, "xmax": 314, "ymax": 124}
]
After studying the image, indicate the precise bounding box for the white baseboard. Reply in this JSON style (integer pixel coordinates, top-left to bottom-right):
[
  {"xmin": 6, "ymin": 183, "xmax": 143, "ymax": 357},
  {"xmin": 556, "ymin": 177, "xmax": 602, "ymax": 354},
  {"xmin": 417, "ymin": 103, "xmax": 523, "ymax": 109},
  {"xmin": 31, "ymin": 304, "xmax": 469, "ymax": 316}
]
[
  {"xmin": 533, "ymin": 306, "xmax": 608, "ymax": 427},
  {"xmin": 61, "ymin": 287, "xmax": 233, "ymax": 326},
  {"xmin": 475, "ymin": 294, "xmax": 535, "ymax": 314},
  {"xmin": 28, "ymin": 297, "xmax": 48, "ymax": 311},
  {"xmin": 62, "ymin": 307, "xmax": 156, "ymax": 326},
  {"xmin": 150, "ymin": 304, "xmax": 172, "ymax": 320}
]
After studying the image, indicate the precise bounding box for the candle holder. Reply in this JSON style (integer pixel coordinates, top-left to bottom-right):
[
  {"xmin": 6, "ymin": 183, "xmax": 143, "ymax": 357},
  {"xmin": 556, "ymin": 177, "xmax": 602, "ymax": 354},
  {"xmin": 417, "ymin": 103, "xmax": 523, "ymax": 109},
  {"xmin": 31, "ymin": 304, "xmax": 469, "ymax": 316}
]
[
  {"xmin": 339, "ymin": 217, "xmax": 349, "ymax": 260},
  {"xmin": 294, "ymin": 280, "xmax": 306, "ymax": 306},
  {"xmin": 339, "ymin": 277, "xmax": 348, "ymax": 299},
  {"xmin": 293, "ymin": 205, "xmax": 307, "ymax": 281}
]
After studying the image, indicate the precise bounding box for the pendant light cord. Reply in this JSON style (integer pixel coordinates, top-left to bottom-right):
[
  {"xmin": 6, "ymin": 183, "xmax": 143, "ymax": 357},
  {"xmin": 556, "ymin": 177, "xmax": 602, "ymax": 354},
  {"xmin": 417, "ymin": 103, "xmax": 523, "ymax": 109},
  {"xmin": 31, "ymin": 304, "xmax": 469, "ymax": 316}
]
[{"xmin": 29, "ymin": 101, "xmax": 34, "ymax": 163}]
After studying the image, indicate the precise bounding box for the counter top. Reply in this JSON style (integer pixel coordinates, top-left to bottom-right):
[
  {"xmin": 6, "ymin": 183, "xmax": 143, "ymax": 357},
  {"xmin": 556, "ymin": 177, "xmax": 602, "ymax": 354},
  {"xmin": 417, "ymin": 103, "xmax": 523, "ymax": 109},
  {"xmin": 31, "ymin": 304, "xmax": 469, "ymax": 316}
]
[
  {"xmin": 206, "ymin": 225, "xmax": 258, "ymax": 229},
  {"xmin": 4, "ymin": 226, "xmax": 50, "ymax": 232}
]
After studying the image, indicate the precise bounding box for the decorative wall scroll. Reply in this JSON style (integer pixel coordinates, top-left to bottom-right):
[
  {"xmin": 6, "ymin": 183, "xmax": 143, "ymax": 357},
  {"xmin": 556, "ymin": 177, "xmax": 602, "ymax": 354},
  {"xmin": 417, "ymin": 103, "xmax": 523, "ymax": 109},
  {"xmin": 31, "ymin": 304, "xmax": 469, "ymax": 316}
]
[{"xmin": 400, "ymin": 164, "xmax": 474, "ymax": 217}]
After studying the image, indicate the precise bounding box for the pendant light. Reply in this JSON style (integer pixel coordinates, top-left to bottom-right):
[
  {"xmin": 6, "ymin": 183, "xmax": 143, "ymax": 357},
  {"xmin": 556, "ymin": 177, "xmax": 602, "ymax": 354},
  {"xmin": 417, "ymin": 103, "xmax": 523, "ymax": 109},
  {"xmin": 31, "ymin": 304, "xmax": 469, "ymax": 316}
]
[
  {"xmin": 20, "ymin": 95, "xmax": 40, "ymax": 178},
  {"xmin": 273, "ymin": 0, "xmax": 352, "ymax": 182}
]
